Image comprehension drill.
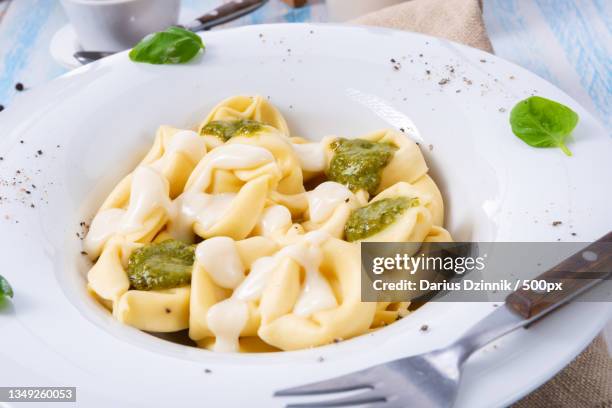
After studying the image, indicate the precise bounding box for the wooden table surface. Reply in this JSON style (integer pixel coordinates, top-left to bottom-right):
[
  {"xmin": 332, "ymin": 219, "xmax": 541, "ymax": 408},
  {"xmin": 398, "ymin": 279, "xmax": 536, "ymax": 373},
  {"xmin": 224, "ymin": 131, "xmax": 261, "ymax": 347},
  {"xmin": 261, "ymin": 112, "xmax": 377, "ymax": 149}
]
[{"xmin": 0, "ymin": 0, "xmax": 610, "ymax": 347}]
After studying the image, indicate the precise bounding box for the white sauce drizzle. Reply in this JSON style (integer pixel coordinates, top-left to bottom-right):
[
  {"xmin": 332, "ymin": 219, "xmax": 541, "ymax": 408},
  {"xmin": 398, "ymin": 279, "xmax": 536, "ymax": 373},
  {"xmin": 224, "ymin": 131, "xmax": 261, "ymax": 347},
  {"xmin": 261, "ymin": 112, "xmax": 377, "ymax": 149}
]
[
  {"xmin": 184, "ymin": 192, "xmax": 236, "ymax": 230},
  {"xmin": 186, "ymin": 144, "xmax": 275, "ymax": 193},
  {"xmin": 83, "ymin": 208, "xmax": 126, "ymax": 258},
  {"xmin": 195, "ymin": 237, "xmax": 245, "ymax": 289},
  {"xmin": 150, "ymin": 130, "xmax": 207, "ymax": 171},
  {"xmin": 86, "ymin": 138, "xmax": 344, "ymax": 353},
  {"xmin": 256, "ymin": 205, "xmax": 293, "ymax": 237},
  {"xmin": 291, "ymin": 142, "xmax": 327, "ymax": 172},
  {"xmin": 85, "ymin": 165, "xmax": 171, "ymax": 253},
  {"xmin": 166, "ymin": 144, "xmax": 278, "ymax": 240},
  {"xmin": 233, "ymin": 256, "xmax": 278, "ymax": 301},
  {"xmin": 206, "ymin": 298, "xmax": 249, "ymax": 353},
  {"xmin": 203, "ymin": 231, "xmax": 337, "ymax": 352},
  {"xmin": 120, "ymin": 166, "xmax": 171, "ymax": 234},
  {"xmin": 84, "ymin": 132, "xmax": 206, "ymax": 252},
  {"xmin": 307, "ymin": 181, "xmax": 354, "ymax": 223}
]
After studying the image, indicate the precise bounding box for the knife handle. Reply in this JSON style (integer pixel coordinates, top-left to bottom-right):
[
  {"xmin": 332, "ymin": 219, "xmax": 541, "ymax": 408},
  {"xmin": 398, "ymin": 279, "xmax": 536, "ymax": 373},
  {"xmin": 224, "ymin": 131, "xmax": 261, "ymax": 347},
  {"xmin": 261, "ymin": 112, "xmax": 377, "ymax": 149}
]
[
  {"xmin": 183, "ymin": 0, "xmax": 267, "ymax": 32},
  {"xmin": 505, "ymin": 231, "xmax": 612, "ymax": 319}
]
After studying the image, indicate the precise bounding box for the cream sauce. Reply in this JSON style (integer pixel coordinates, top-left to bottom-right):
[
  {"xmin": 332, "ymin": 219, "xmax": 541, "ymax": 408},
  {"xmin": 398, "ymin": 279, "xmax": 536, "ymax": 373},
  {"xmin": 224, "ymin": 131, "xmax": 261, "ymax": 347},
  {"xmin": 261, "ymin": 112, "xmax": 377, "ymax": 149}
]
[
  {"xmin": 195, "ymin": 237, "xmax": 245, "ymax": 289},
  {"xmin": 150, "ymin": 130, "xmax": 207, "ymax": 171},
  {"xmin": 85, "ymin": 165, "xmax": 172, "ymax": 250},
  {"xmin": 206, "ymin": 298, "xmax": 249, "ymax": 353},
  {"xmin": 292, "ymin": 142, "xmax": 327, "ymax": 172},
  {"xmin": 256, "ymin": 205, "xmax": 293, "ymax": 237},
  {"xmin": 306, "ymin": 181, "xmax": 354, "ymax": 224},
  {"xmin": 186, "ymin": 144, "xmax": 275, "ymax": 193},
  {"xmin": 120, "ymin": 166, "xmax": 171, "ymax": 234},
  {"xmin": 84, "ymin": 208, "xmax": 126, "ymax": 259}
]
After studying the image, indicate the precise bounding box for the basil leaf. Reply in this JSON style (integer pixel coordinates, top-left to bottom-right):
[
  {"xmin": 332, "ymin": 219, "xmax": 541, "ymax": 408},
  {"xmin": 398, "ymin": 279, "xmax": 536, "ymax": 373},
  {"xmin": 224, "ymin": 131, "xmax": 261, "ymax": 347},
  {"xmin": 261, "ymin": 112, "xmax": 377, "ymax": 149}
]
[
  {"xmin": 129, "ymin": 27, "xmax": 205, "ymax": 65},
  {"xmin": 509, "ymin": 96, "xmax": 579, "ymax": 156},
  {"xmin": 0, "ymin": 275, "xmax": 13, "ymax": 299}
]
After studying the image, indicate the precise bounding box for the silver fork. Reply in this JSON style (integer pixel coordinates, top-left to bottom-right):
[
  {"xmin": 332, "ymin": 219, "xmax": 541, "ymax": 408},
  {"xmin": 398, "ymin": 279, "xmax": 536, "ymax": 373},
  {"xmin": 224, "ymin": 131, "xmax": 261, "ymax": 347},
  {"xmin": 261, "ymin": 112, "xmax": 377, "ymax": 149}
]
[{"xmin": 275, "ymin": 232, "xmax": 612, "ymax": 408}]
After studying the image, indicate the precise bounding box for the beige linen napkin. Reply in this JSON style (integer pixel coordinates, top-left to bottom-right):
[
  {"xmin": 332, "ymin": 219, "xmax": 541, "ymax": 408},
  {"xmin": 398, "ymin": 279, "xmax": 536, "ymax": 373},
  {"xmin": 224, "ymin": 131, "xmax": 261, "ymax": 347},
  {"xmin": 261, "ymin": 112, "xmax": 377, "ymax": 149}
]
[
  {"xmin": 351, "ymin": 1, "xmax": 611, "ymax": 406},
  {"xmin": 515, "ymin": 334, "xmax": 612, "ymax": 407},
  {"xmin": 352, "ymin": 0, "xmax": 493, "ymax": 52}
]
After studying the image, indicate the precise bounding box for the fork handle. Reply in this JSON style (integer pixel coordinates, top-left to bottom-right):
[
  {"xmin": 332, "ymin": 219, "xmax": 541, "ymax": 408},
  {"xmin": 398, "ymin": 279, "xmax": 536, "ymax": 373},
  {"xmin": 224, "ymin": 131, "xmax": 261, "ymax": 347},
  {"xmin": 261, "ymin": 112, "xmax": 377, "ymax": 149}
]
[
  {"xmin": 453, "ymin": 231, "xmax": 612, "ymax": 363},
  {"xmin": 506, "ymin": 231, "xmax": 612, "ymax": 319}
]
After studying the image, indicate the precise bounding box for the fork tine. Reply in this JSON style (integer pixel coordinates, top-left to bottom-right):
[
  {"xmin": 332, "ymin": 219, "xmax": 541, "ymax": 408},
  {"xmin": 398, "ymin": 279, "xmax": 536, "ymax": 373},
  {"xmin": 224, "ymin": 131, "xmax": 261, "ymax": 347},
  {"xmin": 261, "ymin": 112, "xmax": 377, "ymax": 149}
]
[
  {"xmin": 275, "ymin": 368, "xmax": 375, "ymax": 396},
  {"xmin": 285, "ymin": 391, "xmax": 387, "ymax": 408}
]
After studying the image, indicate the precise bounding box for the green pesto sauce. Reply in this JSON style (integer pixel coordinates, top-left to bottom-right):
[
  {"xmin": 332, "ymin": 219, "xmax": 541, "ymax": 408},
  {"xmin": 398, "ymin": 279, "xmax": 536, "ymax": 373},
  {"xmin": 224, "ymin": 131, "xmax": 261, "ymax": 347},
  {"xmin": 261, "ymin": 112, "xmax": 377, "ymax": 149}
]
[
  {"xmin": 127, "ymin": 239, "xmax": 195, "ymax": 291},
  {"xmin": 344, "ymin": 197, "xmax": 419, "ymax": 242},
  {"xmin": 200, "ymin": 119, "xmax": 264, "ymax": 141},
  {"xmin": 327, "ymin": 138, "xmax": 397, "ymax": 195}
]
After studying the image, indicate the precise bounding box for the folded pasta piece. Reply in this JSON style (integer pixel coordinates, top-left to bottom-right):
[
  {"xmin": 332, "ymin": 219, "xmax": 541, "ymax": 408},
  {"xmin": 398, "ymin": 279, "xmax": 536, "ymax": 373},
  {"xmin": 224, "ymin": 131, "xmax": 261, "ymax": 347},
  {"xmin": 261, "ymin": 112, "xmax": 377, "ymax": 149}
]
[
  {"xmin": 198, "ymin": 95, "xmax": 290, "ymax": 135},
  {"xmin": 87, "ymin": 237, "xmax": 139, "ymax": 304},
  {"xmin": 267, "ymin": 190, "xmax": 309, "ymax": 217},
  {"xmin": 84, "ymin": 128, "xmax": 206, "ymax": 258},
  {"xmin": 323, "ymin": 130, "xmax": 428, "ymax": 195},
  {"xmin": 169, "ymin": 144, "xmax": 282, "ymax": 241},
  {"xmin": 84, "ymin": 166, "xmax": 171, "ymax": 259},
  {"xmin": 199, "ymin": 113, "xmax": 305, "ymax": 195},
  {"xmin": 225, "ymin": 128, "xmax": 305, "ymax": 195},
  {"xmin": 189, "ymin": 236, "xmax": 278, "ymax": 345},
  {"xmin": 371, "ymin": 302, "xmax": 411, "ymax": 328},
  {"xmin": 191, "ymin": 231, "xmax": 370, "ymax": 352},
  {"xmin": 345, "ymin": 182, "xmax": 434, "ymax": 243},
  {"xmin": 252, "ymin": 205, "xmax": 305, "ymax": 245},
  {"xmin": 424, "ymin": 225, "xmax": 453, "ymax": 242},
  {"xmin": 411, "ymin": 174, "xmax": 445, "ymax": 226},
  {"xmin": 142, "ymin": 126, "xmax": 208, "ymax": 198},
  {"xmin": 114, "ymin": 286, "xmax": 190, "ymax": 332},
  {"xmin": 257, "ymin": 237, "xmax": 377, "ymax": 351},
  {"xmin": 361, "ymin": 130, "xmax": 429, "ymax": 193},
  {"xmin": 301, "ymin": 182, "xmax": 368, "ymax": 238}
]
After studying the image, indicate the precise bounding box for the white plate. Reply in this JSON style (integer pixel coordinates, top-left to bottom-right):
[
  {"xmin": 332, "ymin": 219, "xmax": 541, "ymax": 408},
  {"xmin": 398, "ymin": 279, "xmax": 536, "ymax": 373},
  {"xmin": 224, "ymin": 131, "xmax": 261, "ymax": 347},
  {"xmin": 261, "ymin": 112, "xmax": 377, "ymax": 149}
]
[{"xmin": 1, "ymin": 24, "xmax": 611, "ymax": 408}]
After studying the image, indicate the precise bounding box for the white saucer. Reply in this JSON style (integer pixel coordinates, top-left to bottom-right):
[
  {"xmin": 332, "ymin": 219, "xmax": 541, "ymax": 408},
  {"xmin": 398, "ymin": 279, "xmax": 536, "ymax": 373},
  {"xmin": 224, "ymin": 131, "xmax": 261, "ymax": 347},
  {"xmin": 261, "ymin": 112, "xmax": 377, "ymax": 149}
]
[{"xmin": 49, "ymin": 24, "xmax": 83, "ymax": 70}]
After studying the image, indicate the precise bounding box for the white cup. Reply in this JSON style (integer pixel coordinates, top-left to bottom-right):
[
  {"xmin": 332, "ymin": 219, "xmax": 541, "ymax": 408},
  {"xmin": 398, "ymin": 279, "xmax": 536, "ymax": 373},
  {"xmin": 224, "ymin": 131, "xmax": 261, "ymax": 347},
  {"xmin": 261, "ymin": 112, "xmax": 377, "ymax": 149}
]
[
  {"xmin": 327, "ymin": 0, "xmax": 409, "ymax": 22},
  {"xmin": 60, "ymin": 0, "xmax": 181, "ymax": 51}
]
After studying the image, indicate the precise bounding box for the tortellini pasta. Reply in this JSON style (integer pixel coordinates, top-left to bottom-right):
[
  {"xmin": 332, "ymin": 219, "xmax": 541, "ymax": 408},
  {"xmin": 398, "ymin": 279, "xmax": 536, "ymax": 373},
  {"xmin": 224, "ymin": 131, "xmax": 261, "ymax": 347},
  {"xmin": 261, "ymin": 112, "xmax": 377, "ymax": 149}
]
[{"xmin": 83, "ymin": 95, "xmax": 452, "ymax": 352}]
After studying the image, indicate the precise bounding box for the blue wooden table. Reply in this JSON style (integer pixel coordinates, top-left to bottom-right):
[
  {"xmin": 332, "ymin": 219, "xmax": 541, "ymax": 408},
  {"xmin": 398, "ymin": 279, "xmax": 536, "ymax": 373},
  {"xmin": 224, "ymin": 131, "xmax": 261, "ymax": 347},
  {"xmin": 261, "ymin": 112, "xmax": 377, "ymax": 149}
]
[{"xmin": 0, "ymin": 0, "xmax": 610, "ymax": 346}]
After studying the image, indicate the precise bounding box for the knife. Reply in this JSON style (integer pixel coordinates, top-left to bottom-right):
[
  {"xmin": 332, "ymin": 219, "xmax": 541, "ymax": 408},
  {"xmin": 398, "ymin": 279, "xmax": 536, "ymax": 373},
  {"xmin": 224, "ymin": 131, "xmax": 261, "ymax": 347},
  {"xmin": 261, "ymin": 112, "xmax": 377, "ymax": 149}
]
[{"xmin": 74, "ymin": 0, "xmax": 268, "ymax": 65}]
